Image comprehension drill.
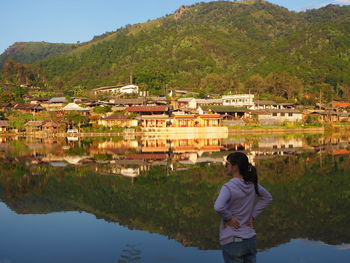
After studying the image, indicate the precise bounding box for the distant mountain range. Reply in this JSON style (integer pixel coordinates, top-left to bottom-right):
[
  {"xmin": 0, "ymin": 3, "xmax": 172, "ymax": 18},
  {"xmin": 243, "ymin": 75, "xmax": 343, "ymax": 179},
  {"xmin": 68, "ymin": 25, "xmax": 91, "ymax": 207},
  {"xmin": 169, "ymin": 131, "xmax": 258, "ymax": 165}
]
[{"xmin": 1, "ymin": 0, "xmax": 350, "ymax": 97}]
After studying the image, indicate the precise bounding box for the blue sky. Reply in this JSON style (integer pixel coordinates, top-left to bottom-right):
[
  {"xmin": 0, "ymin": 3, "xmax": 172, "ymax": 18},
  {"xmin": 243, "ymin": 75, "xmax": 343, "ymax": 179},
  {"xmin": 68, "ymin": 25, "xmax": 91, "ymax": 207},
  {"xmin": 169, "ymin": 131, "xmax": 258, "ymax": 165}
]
[{"xmin": 1, "ymin": 0, "xmax": 350, "ymax": 54}]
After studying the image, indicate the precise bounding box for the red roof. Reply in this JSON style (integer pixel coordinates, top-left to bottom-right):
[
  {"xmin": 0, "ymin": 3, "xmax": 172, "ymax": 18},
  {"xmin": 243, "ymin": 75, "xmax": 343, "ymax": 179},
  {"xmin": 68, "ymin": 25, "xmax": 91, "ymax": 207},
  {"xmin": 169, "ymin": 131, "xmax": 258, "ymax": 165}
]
[{"xmin": 126, "ymin": 106, "xmax": 168, "ymax": 112}]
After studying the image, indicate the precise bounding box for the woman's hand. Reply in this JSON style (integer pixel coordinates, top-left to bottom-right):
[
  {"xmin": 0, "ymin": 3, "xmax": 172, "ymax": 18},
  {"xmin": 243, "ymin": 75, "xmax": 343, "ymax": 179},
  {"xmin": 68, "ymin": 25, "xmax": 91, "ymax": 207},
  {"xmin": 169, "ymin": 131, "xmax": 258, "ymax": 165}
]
[
  {"xmin": 225, "ymin": 217, "xmax": 240, "ymax": 229},
  {"xmin": 245, "ymin": 217, "xmax": 254, "ymax": 227}
]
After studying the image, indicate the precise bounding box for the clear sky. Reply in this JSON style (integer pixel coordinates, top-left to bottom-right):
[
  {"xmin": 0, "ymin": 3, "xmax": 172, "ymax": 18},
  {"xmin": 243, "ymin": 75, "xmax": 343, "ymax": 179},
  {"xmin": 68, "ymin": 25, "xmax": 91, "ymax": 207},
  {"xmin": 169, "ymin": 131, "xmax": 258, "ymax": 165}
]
[{"xmin": 1, "ymin": 0, "xmax": 350, "ymax": 54}]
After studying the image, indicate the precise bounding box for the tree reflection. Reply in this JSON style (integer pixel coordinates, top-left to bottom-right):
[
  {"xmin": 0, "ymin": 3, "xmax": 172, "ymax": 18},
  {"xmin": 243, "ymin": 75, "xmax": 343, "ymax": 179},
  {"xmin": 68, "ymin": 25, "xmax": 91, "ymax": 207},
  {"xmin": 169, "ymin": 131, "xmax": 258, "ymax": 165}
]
[{"xmin": 0, "ymin": 143, "xmax": 350, "ymax": 251}]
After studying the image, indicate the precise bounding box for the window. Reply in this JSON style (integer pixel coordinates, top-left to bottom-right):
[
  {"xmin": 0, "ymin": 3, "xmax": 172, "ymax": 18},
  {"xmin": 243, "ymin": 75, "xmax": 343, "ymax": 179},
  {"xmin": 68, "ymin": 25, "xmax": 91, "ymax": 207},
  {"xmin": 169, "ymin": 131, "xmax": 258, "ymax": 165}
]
[
  {"xmin": 281, "ymin": 113, "xmax": 285, "ymax": 117},
  {"xmin": 289, "ymin": 144, "xmax": 293, "ymax": 148},
  {"xmin": 289, "ymin": 113, "xmax": 293, "ymax": 117},
  {"xmin": 273, "ymin": 113, "xmax": 278, "ymax": 117}
]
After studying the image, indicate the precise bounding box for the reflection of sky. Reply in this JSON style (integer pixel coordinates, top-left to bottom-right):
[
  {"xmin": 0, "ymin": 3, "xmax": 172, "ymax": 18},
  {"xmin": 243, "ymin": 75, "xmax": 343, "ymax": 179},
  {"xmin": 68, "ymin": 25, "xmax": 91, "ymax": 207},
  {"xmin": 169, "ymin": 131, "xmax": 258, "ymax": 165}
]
[
  {"xmin": 1, "ymin": 202, "xmax": 350, "ymax": 263},
  {"xmin": 259, "ymin": 239, "xmax": 350, "ymax": 263}
]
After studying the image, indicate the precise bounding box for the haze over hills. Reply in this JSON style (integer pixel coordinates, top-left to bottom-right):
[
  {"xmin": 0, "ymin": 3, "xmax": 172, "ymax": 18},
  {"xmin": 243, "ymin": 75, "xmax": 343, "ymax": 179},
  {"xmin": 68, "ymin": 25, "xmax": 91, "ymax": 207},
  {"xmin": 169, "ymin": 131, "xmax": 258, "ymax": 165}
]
[{"xmin": 1, "ymin": 0, "xmax": 350, "ymax": 99}]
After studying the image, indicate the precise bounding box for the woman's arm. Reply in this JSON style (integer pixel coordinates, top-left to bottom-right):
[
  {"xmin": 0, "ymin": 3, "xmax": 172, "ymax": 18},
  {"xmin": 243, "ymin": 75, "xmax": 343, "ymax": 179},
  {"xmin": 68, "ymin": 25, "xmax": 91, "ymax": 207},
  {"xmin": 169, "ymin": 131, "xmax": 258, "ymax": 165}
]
[
  {"xmin": 214, "ymin": 185, "xmax": 232, "ymax": 222},
  {"xmin": 252, "ymin": 185, "xmax": 273, "ymax": 219}
]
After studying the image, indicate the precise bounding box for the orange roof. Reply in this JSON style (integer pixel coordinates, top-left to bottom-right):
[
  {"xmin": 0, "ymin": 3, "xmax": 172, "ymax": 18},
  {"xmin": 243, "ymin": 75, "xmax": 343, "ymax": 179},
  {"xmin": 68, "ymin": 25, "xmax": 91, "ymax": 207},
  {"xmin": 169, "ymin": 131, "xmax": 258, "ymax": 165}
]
[
  {"xmin": 332, "ymin": 149, "xmax": 350, "ymax": 155},
  {"xmin": 200, "ymin": 146, "xmax": 221, "ymax": 151},
  {"xmin": 331, "ymin": 101, "xmax": 350, "ymax": 108},
  {"xmin": 173, "ymin": 115, "xmax": 196, "ymax": 119},
  {"xmin": 198, "ymin": 114, "xmax": 222, "ymax": 118}
]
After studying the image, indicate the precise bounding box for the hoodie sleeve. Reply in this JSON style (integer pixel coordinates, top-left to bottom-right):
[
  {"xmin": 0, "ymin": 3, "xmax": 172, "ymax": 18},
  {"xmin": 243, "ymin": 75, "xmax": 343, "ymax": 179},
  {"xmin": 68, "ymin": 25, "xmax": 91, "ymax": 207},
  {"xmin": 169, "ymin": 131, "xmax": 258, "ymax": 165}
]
[
  {"xmin": 213, "ymin": 185, "xmax": 232, "ymax": 221},
  {"xmin": 252, "ymin": 184, "xmax": 273, "ymax": 219}
]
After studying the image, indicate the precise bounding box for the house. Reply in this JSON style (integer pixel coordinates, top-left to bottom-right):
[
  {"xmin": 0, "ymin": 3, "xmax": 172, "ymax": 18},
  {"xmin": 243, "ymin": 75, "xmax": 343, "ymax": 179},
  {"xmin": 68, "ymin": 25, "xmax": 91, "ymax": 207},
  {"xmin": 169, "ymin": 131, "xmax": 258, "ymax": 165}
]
[
  {"xmin": 14, "ymin": 103, "xmax": 45, "ymax": 113},
  {"xmin": 125, "ymin": 106, "xmax": 170, "ymax": 115},
  {"xmin": 177, "ymin": 98, "xmax": 223, "ymax": 110},
  {"xmin": 0, "ymin": 120, "xmax": 10, "ymax": 132},
  {"xmin": 177, "ymin": 98, "xmax": 197, "ymax": 109},
  {"xmin": 197, "ymin": 114, "xmax": 223, "ymax": 127},
  {"xmin": 252, "ymin": 109, "xmax": 303, "ymax": 125},
  {"xmin": 109, "ymin": 97, "xmax": 146, "ymax": 107},
  {"xmin": 0, "ymin": 103, "xmax": 12, "ymax": 112},
  {"xmin": 93, "ymin": 84, "xmax": 139, "ymax": 96},
  {"xmin": 98, "ymin": 114, "xmax": 138, "ymax": 128},
  {"xmin": 42, "ymin": 120, "xmax": 59, "ymax": 132},
  {"xmin": 28, "ymin": 97, "xmax": 50, "ymax": 104},
  {"xmin": 252, "ymin": 100, "xmax": 278, "ymax": 110},
  {"xmin": 171, "ymin": 114, "xmax": 196, "ymax": 127},
  {"xmin": 42, "ymin": 97, "xmax": 67, "ymax": 111},
  {"xmin": 62, "ymin": 103, "xmax": 89, "ymax": 112},
  {"xmin": 201, "ymin": 105, "xmax": 249, "ymax": 119},
  {"xmin": 146, "ymin": 97, "xmax": 168, "ymax": 106},
  {"xmin": 308, "ymin": 111, "xmax": 350, "ymax": 122},
  {"xmin": 25, "ymin": 121, "xmax": 44, "ymax": 131},
  {"xmin": 331, "ymin": 100, "xmax": 350, "ymax": 108},
  {"xmin": 222, "ymin": 94, "xmax": 254, "ymax": 107},
  {"xmin": 141, "ymin": 115, "xmax": 169, "ymax": 128}
]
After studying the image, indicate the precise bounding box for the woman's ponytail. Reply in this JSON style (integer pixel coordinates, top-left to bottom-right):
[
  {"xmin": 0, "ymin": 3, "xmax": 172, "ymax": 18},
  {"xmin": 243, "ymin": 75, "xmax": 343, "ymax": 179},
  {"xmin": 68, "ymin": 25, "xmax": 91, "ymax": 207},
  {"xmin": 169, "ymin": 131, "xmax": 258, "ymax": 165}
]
[{"xmin": 227, "ymin": 152, "xmax": 260, "ymax": 196}]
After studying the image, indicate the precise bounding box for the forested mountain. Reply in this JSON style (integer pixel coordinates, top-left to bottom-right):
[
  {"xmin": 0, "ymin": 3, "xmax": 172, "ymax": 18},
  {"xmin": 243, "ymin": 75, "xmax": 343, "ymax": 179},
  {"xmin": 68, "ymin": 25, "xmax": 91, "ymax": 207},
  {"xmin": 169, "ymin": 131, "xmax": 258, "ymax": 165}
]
[
  {"xmin": 1, "ymin": 0, "xmax": 350, "ymax": 100},
  {"xmin": 0, "ymin": 42, "xmax": 76, "ymax": 67}
]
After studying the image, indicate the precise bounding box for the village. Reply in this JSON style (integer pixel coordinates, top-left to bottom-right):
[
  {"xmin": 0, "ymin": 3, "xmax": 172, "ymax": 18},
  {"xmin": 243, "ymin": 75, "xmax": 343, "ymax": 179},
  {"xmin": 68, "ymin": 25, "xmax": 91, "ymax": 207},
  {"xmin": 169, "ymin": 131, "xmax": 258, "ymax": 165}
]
[{"xmin": 1, "ymin": 82, "xmax": 350, "ymax": 135}]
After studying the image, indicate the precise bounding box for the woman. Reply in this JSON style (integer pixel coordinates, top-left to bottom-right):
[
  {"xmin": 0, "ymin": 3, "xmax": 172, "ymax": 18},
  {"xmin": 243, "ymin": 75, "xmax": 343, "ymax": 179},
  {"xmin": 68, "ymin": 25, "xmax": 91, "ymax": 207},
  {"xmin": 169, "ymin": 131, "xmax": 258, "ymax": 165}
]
[{"xmin": 214, "ymin": 152, "xmax": 272, "ymax": 263}]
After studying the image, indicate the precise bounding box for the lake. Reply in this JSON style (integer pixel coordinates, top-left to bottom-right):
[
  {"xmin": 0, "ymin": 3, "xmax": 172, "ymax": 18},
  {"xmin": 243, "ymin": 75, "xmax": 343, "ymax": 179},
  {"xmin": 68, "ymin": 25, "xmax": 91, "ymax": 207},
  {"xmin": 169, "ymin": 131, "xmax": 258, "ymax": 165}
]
[{"xmin": 0, "ymin": 133, "xmax": 350, "ymax": 263}]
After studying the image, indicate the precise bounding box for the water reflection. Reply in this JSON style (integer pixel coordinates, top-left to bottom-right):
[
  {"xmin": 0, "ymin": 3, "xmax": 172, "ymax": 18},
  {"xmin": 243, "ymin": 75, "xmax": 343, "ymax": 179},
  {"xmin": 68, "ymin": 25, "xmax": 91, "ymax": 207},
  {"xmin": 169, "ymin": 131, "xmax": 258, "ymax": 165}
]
[{"xmin": 0, "ymin": 134, "xmax": 350, "ymax": 257}]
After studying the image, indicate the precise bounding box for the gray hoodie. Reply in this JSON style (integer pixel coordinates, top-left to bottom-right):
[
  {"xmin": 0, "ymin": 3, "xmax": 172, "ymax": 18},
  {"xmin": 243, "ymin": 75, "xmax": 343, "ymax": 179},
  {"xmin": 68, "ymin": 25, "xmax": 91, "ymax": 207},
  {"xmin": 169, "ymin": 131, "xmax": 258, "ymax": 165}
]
[{"xmin": 214, "ymin": 177, "xmax": 272, "ymax": 245}]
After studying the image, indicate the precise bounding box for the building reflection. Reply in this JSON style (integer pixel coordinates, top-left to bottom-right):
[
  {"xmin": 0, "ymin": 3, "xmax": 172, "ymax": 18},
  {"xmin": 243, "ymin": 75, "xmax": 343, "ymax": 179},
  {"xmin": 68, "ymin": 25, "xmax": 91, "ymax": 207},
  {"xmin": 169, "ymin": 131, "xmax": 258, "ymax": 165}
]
[{"xmin": 2, "ymin": 134, "xmax": 350, "ymax": 178}]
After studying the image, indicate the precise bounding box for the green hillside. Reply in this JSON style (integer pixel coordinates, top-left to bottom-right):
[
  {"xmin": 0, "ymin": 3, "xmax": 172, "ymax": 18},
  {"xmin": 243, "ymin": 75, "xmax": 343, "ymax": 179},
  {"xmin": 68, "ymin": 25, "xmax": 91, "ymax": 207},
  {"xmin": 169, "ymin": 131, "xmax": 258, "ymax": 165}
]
[
  {"xmin": 1, "ymin": 1, "xmax": 350, "ymax": 100},
  {"xmin": 0, "ymin": 42, "xmax": 76, "ymax": 68}
]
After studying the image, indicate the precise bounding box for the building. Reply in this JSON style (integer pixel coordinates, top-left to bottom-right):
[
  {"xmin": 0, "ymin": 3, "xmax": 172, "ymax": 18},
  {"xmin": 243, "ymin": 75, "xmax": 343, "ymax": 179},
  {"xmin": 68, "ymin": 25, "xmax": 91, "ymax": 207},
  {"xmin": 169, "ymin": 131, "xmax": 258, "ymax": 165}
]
[
  {"xmin": 109, "ymin": 97, "xmax": 146, "ymax": 107},
  {"xmin": 171, "ymin": 113, "xmax": 222, "ymax": 127},
  {"xmin": 141, "ymin": 115, "xmax": 169, "ymax": 128},
  {"xmin": 42, "ymin": 121, "xmax": 59, "ymax": 132},
  {"xmin": 176, "ymin": 98, "xmax": 223, "ymax": 110},
  {"xmin": 41, "ymin": 97, "xmax": 67, "ymax": 111},
  {"xmin": 0, "ymin": 103, "xmax": 12, "ymax": 112},
  {"xmin": 98, "ymin": 114, "xmax": 138, "ymax": 128},
  {"xmin": 14, "ymin": 103, "xmax": 45, "ymax": 113},
  {"xmin": 125, "ymin": 106, "xmax": 170, "ymax": 115},
  {"xmin": 200, "ymin": 105, "xmax": 249, "ymax": 119},
  {"xmin": 0, "ymin": 120, "xmax": 9, "ymax": 132},
  {"xmin": 62, "ymin": 103, "xmax": 89, "ymax": 112},
  {"xmin": 93, "ymin": 84, "xmax": 139, "ymax": 96},
  {"xmin": 25, "ymin": 121, "xmax": 44, "ymax": 131},
  {"xmin": 252, "ymin": 109, "xmax": 303, "ymax": 125},
  {"xmin": 222, "ymin": 94, "xmax": 254, "ymax": 107}
]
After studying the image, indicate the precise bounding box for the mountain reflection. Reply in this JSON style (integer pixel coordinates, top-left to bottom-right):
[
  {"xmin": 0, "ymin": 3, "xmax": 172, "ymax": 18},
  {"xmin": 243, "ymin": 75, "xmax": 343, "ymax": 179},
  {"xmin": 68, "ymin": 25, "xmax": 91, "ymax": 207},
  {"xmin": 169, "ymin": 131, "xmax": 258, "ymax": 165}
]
[{"xmin": 0, "ymin": 134, "xmax": 350, "ymax": 250}]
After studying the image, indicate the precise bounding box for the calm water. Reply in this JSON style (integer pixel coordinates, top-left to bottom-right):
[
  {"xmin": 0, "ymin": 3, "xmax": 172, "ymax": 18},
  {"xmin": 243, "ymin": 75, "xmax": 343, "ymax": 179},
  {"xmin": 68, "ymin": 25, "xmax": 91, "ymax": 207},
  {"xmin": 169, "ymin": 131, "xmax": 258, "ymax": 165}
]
[{"xmin": 0, "ymin": 134, "xmax": 350, "ymax": 263}]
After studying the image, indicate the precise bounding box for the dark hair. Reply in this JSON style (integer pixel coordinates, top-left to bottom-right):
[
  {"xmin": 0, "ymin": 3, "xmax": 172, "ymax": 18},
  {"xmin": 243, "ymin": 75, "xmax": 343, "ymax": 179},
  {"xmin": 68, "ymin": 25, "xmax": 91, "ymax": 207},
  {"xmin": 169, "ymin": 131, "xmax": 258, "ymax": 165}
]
[{"xmin": 227, "ymin": 152, "xmax": 260, "ymax": 196}]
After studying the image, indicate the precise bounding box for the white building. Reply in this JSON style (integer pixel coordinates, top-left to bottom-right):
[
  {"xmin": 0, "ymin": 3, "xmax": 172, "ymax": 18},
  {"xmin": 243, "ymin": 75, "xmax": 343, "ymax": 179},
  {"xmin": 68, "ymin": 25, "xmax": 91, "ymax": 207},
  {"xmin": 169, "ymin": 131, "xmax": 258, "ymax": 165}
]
[
  {"xmin": 93, "ymin": 84, "xmax": 139, "ymax": 96},
  {"xmin": 222, "ymin": 94, "xmax": 254, "ymax": 107}
]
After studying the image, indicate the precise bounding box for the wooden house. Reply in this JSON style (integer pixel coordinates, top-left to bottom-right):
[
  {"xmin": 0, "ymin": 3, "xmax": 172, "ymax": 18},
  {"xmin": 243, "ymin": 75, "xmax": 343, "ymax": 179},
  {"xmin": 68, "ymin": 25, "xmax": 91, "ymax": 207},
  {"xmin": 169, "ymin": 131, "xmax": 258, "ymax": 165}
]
[
  {"xmin": 252, "ymin": 109, "xmax": 303, "ymax": 125},
  {"xmin": 98, "ymin": 114, "xmax": 138, "ymax": 128},
  {"xmin": 14, "ymin": 103, "xmax": 45, "ymax": 113}
]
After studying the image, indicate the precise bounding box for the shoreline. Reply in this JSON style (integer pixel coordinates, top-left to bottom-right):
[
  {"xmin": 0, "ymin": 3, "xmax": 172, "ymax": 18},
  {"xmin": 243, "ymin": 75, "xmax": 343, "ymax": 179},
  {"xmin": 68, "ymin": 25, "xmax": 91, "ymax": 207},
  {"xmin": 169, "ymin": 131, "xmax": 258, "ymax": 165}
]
[{"xmin": 0, "ymin": 126, "xmax": 326, "ymax": 137}]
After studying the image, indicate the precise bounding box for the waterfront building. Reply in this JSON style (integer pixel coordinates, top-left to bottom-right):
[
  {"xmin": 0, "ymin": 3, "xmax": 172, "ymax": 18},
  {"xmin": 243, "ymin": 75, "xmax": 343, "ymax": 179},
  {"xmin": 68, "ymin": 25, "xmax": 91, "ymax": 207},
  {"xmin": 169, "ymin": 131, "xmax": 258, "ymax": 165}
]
[
  {"xmin": 98, "ymin": 114, "xmax": 138, "ymax": 128},
  {"xmin": 140, "ymin": 115, "xmax": 169, "ymax": 128},
  {"xmin": 25, "ymin": 121, "xmax": 44, "ymax": 132},
  {"xmin": 252, "ymin": 109, "xmax": 303, "ymax": 125}
]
